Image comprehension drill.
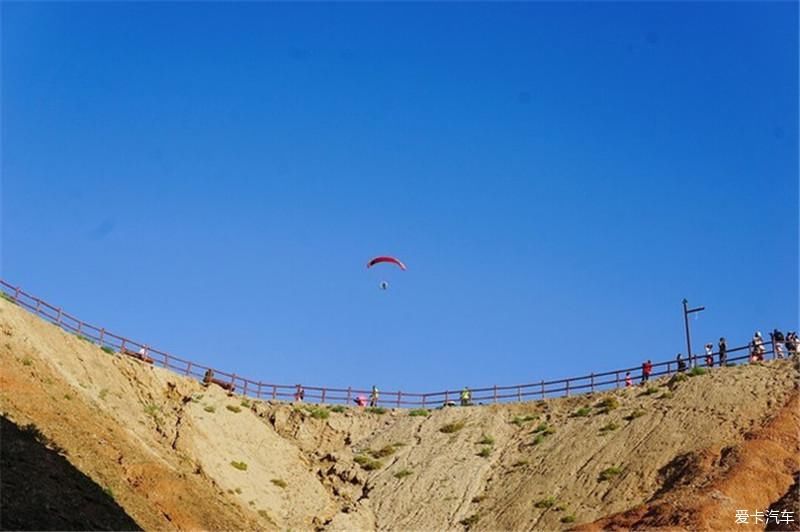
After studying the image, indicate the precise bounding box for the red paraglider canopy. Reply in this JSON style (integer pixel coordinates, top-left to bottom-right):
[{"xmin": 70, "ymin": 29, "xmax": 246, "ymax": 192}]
[{"xmin": 367, "ymin": 256, "xmax": 407, "ymax": 270}]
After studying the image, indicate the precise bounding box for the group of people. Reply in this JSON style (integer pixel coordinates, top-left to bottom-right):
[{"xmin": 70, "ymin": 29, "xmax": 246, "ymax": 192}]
[{"xmin": 625, "ymin": 329, "xmax": 798, "ymax": 387}]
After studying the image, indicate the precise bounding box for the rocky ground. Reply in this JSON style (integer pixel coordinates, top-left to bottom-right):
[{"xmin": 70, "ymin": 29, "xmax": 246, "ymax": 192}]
[{"xmin": 1, "ymin": 297, "xmax": 797, "ymax": 531}]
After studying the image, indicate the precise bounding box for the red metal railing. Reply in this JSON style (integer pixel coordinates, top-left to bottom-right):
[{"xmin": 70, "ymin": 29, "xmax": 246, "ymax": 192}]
[{"xmin": 0, "ymin": 280, "xmax": 785, "ymax": 407}]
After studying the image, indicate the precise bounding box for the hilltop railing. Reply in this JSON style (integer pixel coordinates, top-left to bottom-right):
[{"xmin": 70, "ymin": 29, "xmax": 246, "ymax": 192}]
[{"xmin": 0, "ymin": 280, "xmax": 784, "ymax": 407}]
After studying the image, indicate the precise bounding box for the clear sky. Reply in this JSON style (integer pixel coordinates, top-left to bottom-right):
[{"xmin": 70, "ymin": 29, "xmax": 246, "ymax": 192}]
[{"xmin": 2, "ymin": 2, "xmax": 797, "ymax": 393}]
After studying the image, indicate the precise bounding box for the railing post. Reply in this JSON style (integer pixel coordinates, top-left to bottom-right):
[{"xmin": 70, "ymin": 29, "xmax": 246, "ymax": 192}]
[
  {"xmin": 667, "ymin": 362, "xmax": 671, "ymax": 376},
  {"xmin": 257, "ymin": 382, "xmax": 262, "ymax": 399},
  {"xmin": 444, "ymin": 391, "xmax": 449, "ymax": 405},
  {"xmin": 615, "ymin": 371, "xmax": 619, "ymax": 388},
  {"xmin": 272, "ymin": 385, "xmax": 277, "ymax": 400},
  {"xmin": 321, "ymin": 388, "xmax": 327, "ymax": 404},
  {"xmin": 35, "ymin": 299, "xmax": 42, "ymax": 313},
  {"xmin": 565, "ymin": 380, "xmax": 570, "ymax": 397},
  {"xmin": 397, "ymin": 391, "xmax": 402, "ymax": 408},
  {"xmin": 57, "ymin": 308, "xmax": 63, "ymax": 325},
  {"xmin": 540, "ymin": 380, "xmax": 544, "ymax": 399},
  {"xmin": 590, "ymin": 373, "xmax": 595, "ymax": 392},
  {"xmin": 422, "ymin": 393, "xmax": 427, "ymax": 408},
  {"xmin": 185, "ymin": 361, "xmax": 192, "ymax": 376},
  {"xmin": 243, "ymin": 380, "xmax": 249, "ymax": 397},
  {"xmin": 99, "ymin": 328, "xmax": 105, "ymax": 345},
  {"xmin": 346, "ymin": 386, "xmax": 352, "ymax": 404},
  {"xmin": 78, "ymin": 321, "xmax": 83, "ymax": 333},
  {"xmin": 14, "ymin": 286, "xmax": 20, "ymax": 300},
  {"xmin": 493, "ymin": 385, "xmax": 497, "ymax": 403},
  {"xmin": 163, "ymin": 352, "xmax": 169, "ymax": 369},
  {"xmin": 120, "ymin": 339, "xmax": 127, "ymax": 351}
]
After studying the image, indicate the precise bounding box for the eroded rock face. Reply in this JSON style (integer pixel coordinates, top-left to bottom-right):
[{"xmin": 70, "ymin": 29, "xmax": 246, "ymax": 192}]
[{"xmin": 1, "ymin": 298, "xmax": 798, "ymax": 531}]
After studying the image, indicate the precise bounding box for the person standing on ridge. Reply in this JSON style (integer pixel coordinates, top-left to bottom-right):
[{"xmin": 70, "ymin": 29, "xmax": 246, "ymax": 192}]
[
  {"xmin": 704, "ymin": 343, "xmax": 714, "ymax": 367},
  {"xmin": 625, "ymin": 372, "xmax": 633, "ymax": 387},
  {"xmin": 750, "ymin": 332, "xmax": 765, "ymax": 362},
  {"xmin": 369, "ymin": 385, "xmax": 379, "ymax": 407},
  {"xmin": 460, "ymin": 387, "xmax": 472, "ymax": 406},
  {"xmin": 718, "ymin": 337, "xmax": 728, "ymax": 367},
  {"xmin": 676, "ymin": 353, "xmax": 687, "ymax": 372},
  {"xmin": 641, "ymin": 360, "xmax": 653, "ymax": 384},
  {"xmin": 771, "ymin": 329, "xmax": 785, "ymax": 359}
]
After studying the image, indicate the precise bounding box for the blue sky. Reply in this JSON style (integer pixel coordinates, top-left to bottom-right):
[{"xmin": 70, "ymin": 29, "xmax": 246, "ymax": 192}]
[{"xmin": 2, "ymin": 2, "xmax": 797, "ymax": 393}]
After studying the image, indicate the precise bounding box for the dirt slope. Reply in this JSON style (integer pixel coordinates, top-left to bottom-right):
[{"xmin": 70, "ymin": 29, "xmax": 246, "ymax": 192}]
[{"xmin": 1, "ymin": 297, "xmax": 797, "ymax": 531}]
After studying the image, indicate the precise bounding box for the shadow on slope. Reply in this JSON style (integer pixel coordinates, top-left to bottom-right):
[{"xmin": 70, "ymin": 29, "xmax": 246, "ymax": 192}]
[{"xmin": 0, "ymin": 416, "xmax": 141, "ymax": 531}]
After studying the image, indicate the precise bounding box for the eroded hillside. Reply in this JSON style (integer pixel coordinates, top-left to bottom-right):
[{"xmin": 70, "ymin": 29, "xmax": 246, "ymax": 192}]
[{"xmin": 1, "ymin": 297, "xmax": 797, "ymax": 531}]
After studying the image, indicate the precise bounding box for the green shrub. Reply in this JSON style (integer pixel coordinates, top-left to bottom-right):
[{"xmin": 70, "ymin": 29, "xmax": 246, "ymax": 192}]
[
  {"xmin": 270, "ymin": 478, "xmax": 287, "ymax": 488},
  {"xmin": 642, "ymin": 386, "xmax": 659, "ymax": 395},
  {"xmin": 672, "ymin": 373, "xmax": 688, "ymax": 383},
  {"xmin": 101, "ymin": 346, "xmax": 115, "ymax": 355},
  {"xmin": 599, "ymin": 466, "xmax": 622, "ymax": 481},
  {"xmin": 511, "ymin": 414, "xmax": 537, "ymax": 426},
  {"xmin": 596, "ymin": 397, "xmax": 620, "ymax": 413},
  {"xmin": 477, "ymin": 434, "xmax": 494, "ymax": 445},
  {"xmin": 63, "ymin": 394, "xmax": 72, "ymax": 401},
  {"xmin": 658, "ymin": 391, "xmax": 674, "ymax": 400},
  {"xmin": 204, "ymin": 406, "xmax": 216, "ymax": 413},
  {"xmin": 370, "ymin": 445, "xmax": 397, "ymax": 459},
  {"xmin": 459, "ymin": 514, "xmax": 480, "ymax": 527},
  {"xmin": 235, "ymin": 487, "xmax": 243, "ymax": 494},
  {"xmin": 1, "ymin": 292, "xmax": 17, "ymax": 304},
  {"xmin": 534, "ymin": 496, "xmax": 556, "ymax": 508},
  {"xmin": 330, "ymin": 405, "xmax": 346, "ymax": 413},
  {"xmin": 572, "ymin": 407, "xmax": 591, "ymax": 417},
  {"xmin": 561, "ymin": 515, "xmax": 576, "ymax": 523},
  {"xmin": 409, "ymin": 408, "xmax": 430, "ymax": 417},
  {"xmin": 440, "ymin": 421, "xmax": 466, "ymax": 434},
  {"xmin": 354, "ymin": 454, "xmax": 382, "ymax": 471},
  {"xmin": 366, "ymin": 406, "xmax": 387, "ymax": 415},
  {"xmin": 477, "ymin": 446, "xmax": 491, "ymax": 458},
  {"xmin": 309, "ymin": 407, "xmax": 330, "ymax": 419},
  {"xmin": 230, "ymin": 461, "xmax": 248, "ymax": 471},
  {"xmin": 21, "ymin": 357, "xmax": 32, "ymax": 366},
  {"xmin": 144, "ymin": 403, "xmax": 161, "ymax": 417},
  {"xmin": 99, "ymin": 389, "xmax": 109, "ymax": 400},
  {"xmin": 240, "ymin": 399, "xmax": 251, "ymax": 408},
  {"xmin": 75, "ymin": 334, "xmax": 93, "ymax": 344},
  {"xmin": 599, "ymin": 422, "xmax": 619, "ymax": 433},
  {"xmin": 624, "ymin": 409, "xmax": 645, "ymax": 421},
  {"xmin": 394, "ymin": 469, "xmax": 413, "ymax": 479},
  {"xmin": 103, "ymin": 486, "xmax": 114, "ymax": 499},
  {"xmin": 689, "ymin": 366, "xmax": 707, "ymax": 377},
  {"xmin": 532, "ymin": 434, "xmax": 545, "ymax": 446},
  {"xmin": 226, "ymin": 405, "xmax": 242, "ymax": 413}
]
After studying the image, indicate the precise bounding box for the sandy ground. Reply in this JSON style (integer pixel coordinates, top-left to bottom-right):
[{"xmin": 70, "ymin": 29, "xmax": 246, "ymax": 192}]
[{"xmin": 1, "ymin": 297, "xmax": 797, "ymax": 531}]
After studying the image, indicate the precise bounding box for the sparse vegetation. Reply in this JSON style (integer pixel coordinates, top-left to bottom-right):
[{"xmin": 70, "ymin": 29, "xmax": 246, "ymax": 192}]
[
  {"xmin": 1, "ymin": 292, "xmax": 17, "ymax": 304},
  {"xmin": 532, "ymin": 434, "xmax": 545, "ymax": 446},
  {"xmin": 366, "ymin": 406, "xmax": 387, "ymax": 415},
  {"xmin": 561, "ymin": 515, "xmax": 576, "ymax": 523},
  {"xmin": 354, "ymin": 454, "xmax": 383, "ymax": 471},
  {"xmin": 21, "ymin": 357, "xmax": 33, "ymax": 366},
  {"xmin": 144, "ymin": 403, "xmax": 161, "ymax": 417},
  {"xmin": 309, "ymin": 406, "xmax": 330, "ymax": 419},
  {"xmin": 101, "ymin": 346, "xmax": 115, "ymax": 355},
  {"xmin": 471, "ymin": 495, "xmax": 486, "ymax": 503},
  {"xmin": 226, "ymin": 405, "xmax": 242, "ymax": 413},
  {"xmin": 624, "ymin": 409, "xmax": 645, "ymax": 421},
  {"xmin": 477, "ymin": 434, "xmax": 494, "ymax": 445},
  {"xmin": 599, "ymin": 422, "xmax": 620, "ymax": 433},
  {"xmin": 643, "ymin": 386, "xmax": 659, "ymax": 395},
  {"xmin": 511, "ymin": 414, "xmax": 537, "ymax": 426},
  {"xmin": 230, "ymin": 461, "xmax": 248, "ymax": 471},
  {"xmin": 596, "ymin": 397, "xmax": 620, "ymax": 413},
  {"xmin": 240, "ymin": 399, "xmax": 251, "ymax": 408},
  {"xmin": 234, "ymin": 487, "xmax": 242, "ymax": 494},
  {"xmin": 103, "ymin": 486, "xmax": 114, "ymax": 499},
  {"xmin": 440, "ymin": 420, "xmax": 466, "ymax": 434},
  {"xmin": 478, "ymin": 446, "xmax": 491, "ymax": 458},
  {"xmin": 75, "ymin": 334, "xmax": 93, "ymax": 344},
  {"xmin": 409, "ymin": 408, "xmax": 430, "ymax": 417},
  {"xmin": 63, "ymin": 394, "xmax": 72, "ymax": 401},
  {"xmin": 330, "ymin": 405, "xmax": 346, "ymax": 413},
  {"xmin": 689, "ymin": 366, "xmax": 708, "ymax": 377},
  {"xmin": 599, "ymin": 466, "xmax": 623, "ymax": 481},
  {"xmin": 658, "ymin": 391, "xmax": 674, "ymax": 400},
  {"xmin": 534, "ymin": 496, "xmax": 556, "ymax": 508},
  {"xmin": 370, "ymin": 445, "xmax": 397, "ymax": 459},
  {"xmin": 459, "ymin": 513, "xmax": 480, "ymax": 528},
  {"xmin": 394, "ymin": 469, "xmax": 413, "ymax": 479},
  {"xmin": 204, "ymin": 406, "xmax": 216, "ymax": 413},
  {"xmin": 271, "ymin": 478, "xmax": 287, "ymax": 488},
  {"xmin": 572, "ymin": 407, "xmax": 591, "ymax": 417},
  {"xmin": 99, "ymin": 388, "xmax": 109, "ymax": 400},
  {"xmin": 672, "ymin": 373, "xmax": 688, "ymax": 383}
]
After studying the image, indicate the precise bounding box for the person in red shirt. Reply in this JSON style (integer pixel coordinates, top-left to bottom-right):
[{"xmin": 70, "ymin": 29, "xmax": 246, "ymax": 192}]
[{"xmin": 641, "ymin": 360, "xmax": 653, "ymax": 384}]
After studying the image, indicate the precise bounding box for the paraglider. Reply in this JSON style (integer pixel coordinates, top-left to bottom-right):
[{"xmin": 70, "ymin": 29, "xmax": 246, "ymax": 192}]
[{"xmin": 367, "ymin": 256, "xmax": 406, "ymax": 290}]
